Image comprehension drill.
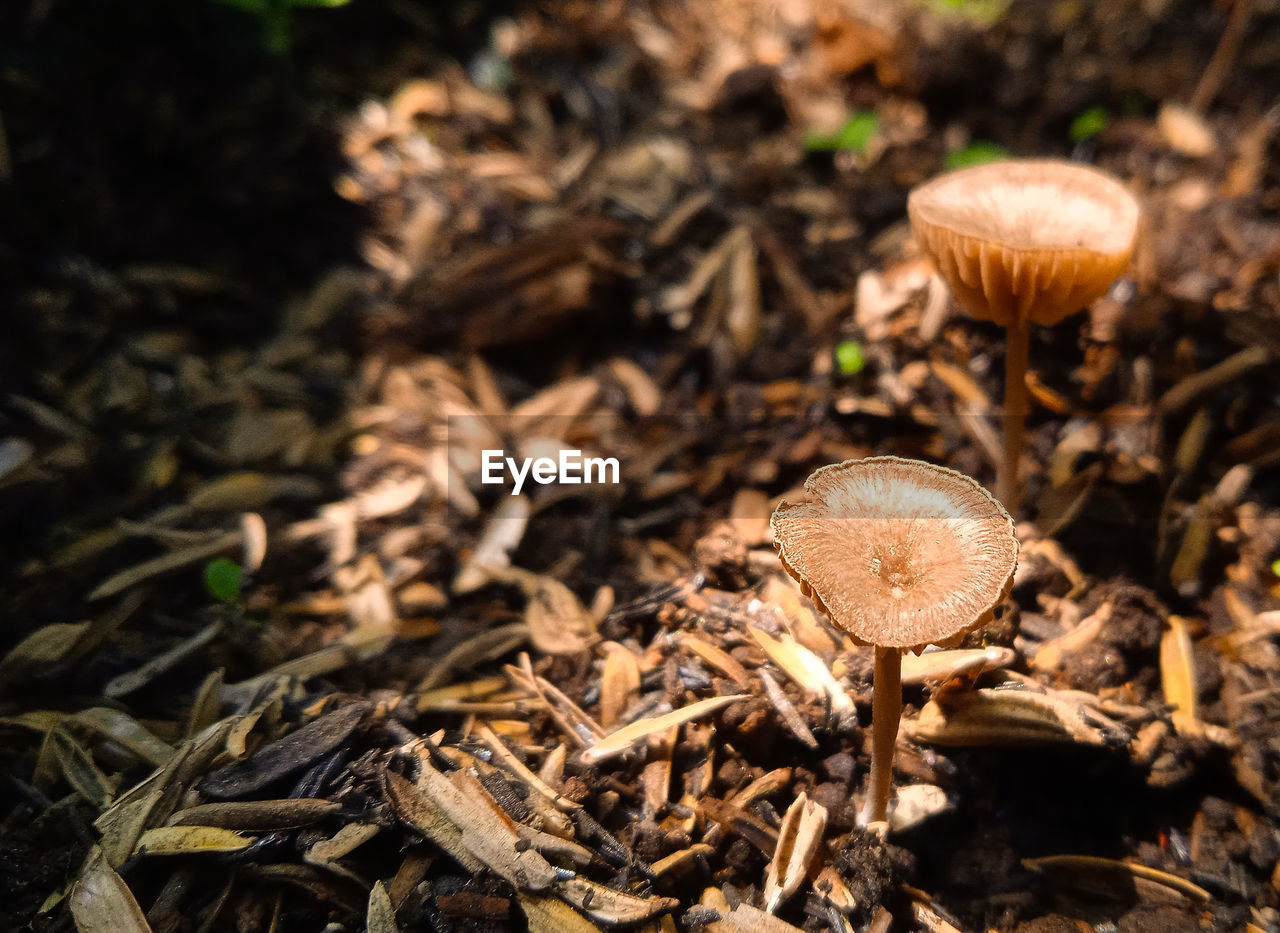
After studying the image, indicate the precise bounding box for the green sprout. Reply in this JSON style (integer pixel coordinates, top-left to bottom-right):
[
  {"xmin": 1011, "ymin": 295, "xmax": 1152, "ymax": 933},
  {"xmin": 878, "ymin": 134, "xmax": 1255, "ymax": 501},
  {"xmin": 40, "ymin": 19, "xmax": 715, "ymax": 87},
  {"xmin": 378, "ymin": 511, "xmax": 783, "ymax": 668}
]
[
  {"xmin": 945, "ymin": 141, "xmax": 1009, "ymax": 170},
  {"xmin": 1271, "ymin": 558, "xmax": 1280, "ymax": 578},
  {"xmin": 919, "ymin": 0, "xmax": 1010, "ymax": 23},
  {"xmin": 204, "ymin": 558, "xmax": 244, "ymax": 603},
  {"xmin": 805, "ymin": 111, "xmax": 880, "ymax": 155},
  {"xmin": 1069, "ymin": 106, "xmax": 1110, "ymax": 143},
  {"xmin": 213, "ymin": 0, "xmax": 351, "ymax": 54},
  {"xmin": 835, "ymin": 341, "xmax": 866, "ymax": 375}
]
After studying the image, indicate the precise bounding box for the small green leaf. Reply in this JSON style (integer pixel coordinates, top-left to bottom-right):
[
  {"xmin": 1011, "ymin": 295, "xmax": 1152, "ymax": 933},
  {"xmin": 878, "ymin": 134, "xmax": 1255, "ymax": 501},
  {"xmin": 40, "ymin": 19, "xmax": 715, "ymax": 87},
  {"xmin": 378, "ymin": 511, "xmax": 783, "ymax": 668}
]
[
  {"xmin": 204, "ymin": 558, "xmax": 243, "ymax": 602},
  {"xmin": 835, "ymin": 341, "xmax": 865, "ymax": 376},
  {"xmin": 805, "ymin": 111, "xmax": 879, "ymax": 154},
  {"xmin": 1271, "ymin": 558, "xmax": 1280, "ymax": 578},
  {"xmin": 1069, "ymin": 106, "xmax": 1110, "ymax": 143},
  {"xmin": 945, "ymin": 141, "xmax": 1009, "ymax": 170}
]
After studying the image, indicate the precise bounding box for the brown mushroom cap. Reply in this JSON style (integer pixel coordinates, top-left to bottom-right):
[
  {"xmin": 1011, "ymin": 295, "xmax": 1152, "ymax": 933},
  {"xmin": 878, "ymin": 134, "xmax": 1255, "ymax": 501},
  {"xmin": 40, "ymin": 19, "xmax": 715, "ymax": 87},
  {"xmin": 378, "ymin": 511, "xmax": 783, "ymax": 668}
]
[
  {"xmin": 770, "ymin": 457, "xmax": 1017, "ymax": 651},
  {"xmin": 908, "ymin": 159, "xmax": 1140, "ymax": 326}
]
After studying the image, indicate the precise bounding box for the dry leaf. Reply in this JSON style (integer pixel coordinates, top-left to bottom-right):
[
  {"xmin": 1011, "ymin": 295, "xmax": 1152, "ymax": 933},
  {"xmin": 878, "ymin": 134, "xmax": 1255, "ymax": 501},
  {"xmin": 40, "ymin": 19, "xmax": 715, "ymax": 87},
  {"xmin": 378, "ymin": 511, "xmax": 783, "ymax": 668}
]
[
  {"xmin": 134, "ymin": 825, "xmax": 255, "ymax": 856},
  {"xmin": 557, "ymin": 877, "xmax": 678, "ymax": 926},
  {"xmin": 71, "ymin": 847, "xmax": 153, "ymax": 933},
  {"xmin": 367, "ymin": 881, "xmax": 400, "ymax": 933}
]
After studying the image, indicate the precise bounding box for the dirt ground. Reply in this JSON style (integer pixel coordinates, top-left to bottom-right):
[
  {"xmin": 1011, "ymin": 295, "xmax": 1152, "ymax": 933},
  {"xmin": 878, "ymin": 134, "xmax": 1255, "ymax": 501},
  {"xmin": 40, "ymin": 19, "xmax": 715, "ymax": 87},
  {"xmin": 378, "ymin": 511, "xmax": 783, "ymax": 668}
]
[{"xmin": 3, "ymin": 1, "xmax": 1280, "ymax": 931}]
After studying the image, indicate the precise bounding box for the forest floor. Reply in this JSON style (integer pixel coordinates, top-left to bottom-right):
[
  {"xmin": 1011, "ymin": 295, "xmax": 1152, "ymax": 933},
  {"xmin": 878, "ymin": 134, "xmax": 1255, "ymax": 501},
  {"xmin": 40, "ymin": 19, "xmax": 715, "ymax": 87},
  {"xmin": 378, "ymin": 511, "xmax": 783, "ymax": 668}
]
[{"xmin": 3, "ymin": 1, "xmax": 1280, "ymax": 931}]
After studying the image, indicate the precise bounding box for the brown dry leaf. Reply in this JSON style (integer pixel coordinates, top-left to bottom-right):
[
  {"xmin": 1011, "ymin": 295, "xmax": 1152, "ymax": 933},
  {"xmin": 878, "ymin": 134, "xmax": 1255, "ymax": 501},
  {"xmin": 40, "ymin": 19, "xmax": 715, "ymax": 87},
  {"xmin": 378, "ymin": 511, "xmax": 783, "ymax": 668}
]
[
  {"xmin": 519, "ymin": 892, "xmax": 603, "ymax": 933},
  {"xmin": 1157, "ymin": 102, "xmax": 1217, "ymax": 158},
  {"xmin": 454, "ymin": 495, "xmax": 531, "ymax": 594},
  {"xmin": 167, "ymin": 798, "xmax": 341, "ymax": 830},
  {"xmin": 762, "ymin": 792, "xmax": 828, "ymax": 913},
  {"xmin": 70, "ymin": 847, "xmax": 153, "ymax": 933},
  {"xmin": 580, "ymin": 694, "xmax": 748, "ymax": 765},
  {"xmin": 680, "ymin": 635, "xmax": 752, "ymax": 689},
  {"xmin": 705, "ymin": 899, "xmax": 806, "ymax": 933},
  {"xmin": 1023, "ymin": 854, "xmax": 1210, "ymax": 904},
  {"xmin": 599, "ymin": 643, "xmax": 642, "ymax": 729},
  {"xmin": 1031, "ymin": 603, "xmax": 1113, "ymax": 673},
  {"xmin": 606, "ymin": 358, "xmax": 661, "ymax": 417},
  {"xmin": 909, "ymin": 687, "xmax": 1130, "ymax": 747},
  {"xmin": 900, "ymin": 647, "xmax": 1016, "ymax": 686},
  {"xmin": 1161, "ymin": 615, "xmax": 1200, "ymax": 736},
  {"xmin": 68, "ymin": 709, "xmax": 173, "ymax": 768},
  {"xmin": 367, "ymin": 881, "xmax": 400, "ymax": 933},
  {"xmin": 133, "ymin": 825, "xmax": 255, "ymax": 856},
  {"xmin": 0, "ymin": 621, "xmax": 90, "ymax": 675},
  {"xmin": 411, "ymin": 752, "xmax": 558, "ymax": 891},
  {"xmin": 557, "ymin": 876, "xmax": 679, "ymax": 926},
  {"xmin": 474, "ymin": 723, "xmax": 581, "ymax": 814},
  {"xmin": 52, "ymin": 727, "xmax": 116, "ymax": 809},
  {"xmin": 384, "ymin": 771, "xmax": 486, "ymax": 874},
  {"xmin": 724, "ymin": 229, "xmax": 761, "ymax": 354},
  {"xmin": 520, "ymin": 572, "xmax": 599, "ymax": 656},
  {"xmin": 749, "ymin": 627, "xmax": 854, "ymax": 719},
  {"xmin": 726, "ymin": 768, "xmax": 791, "ymax": 808}
]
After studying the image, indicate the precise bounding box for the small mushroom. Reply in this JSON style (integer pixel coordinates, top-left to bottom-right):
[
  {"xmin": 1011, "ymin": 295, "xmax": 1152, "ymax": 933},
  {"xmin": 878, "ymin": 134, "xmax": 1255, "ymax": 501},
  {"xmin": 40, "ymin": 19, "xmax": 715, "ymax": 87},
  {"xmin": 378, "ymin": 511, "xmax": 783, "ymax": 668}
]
[
  {"xmin": 908, "ymin": 159, "xmax": 1140, "ymax": 510},
  {"xmin": 770, "ymin": 457, "xmax": 1017, "ymax": 826}
]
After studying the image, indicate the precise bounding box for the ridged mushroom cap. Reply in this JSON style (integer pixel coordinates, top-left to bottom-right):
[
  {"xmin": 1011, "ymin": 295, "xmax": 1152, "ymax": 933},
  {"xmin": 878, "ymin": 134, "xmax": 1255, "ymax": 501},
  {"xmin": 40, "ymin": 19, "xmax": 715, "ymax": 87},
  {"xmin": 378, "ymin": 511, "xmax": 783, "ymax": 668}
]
[
  {"xmin": 908, "ymin": 159, "xmax": 1140, "ymax": 326},
  {"xmin": 770, "ymin": 457, "xmax": 1017, "ymax": 652}
]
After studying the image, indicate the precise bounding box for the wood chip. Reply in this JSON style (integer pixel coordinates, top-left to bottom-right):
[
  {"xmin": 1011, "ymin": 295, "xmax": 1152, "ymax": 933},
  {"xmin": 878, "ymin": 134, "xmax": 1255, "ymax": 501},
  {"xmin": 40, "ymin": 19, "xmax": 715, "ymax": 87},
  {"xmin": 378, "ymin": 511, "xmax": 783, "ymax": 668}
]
[{"xmin": 762, "ymin": 792, "xmax": 828, "ymax": 913}]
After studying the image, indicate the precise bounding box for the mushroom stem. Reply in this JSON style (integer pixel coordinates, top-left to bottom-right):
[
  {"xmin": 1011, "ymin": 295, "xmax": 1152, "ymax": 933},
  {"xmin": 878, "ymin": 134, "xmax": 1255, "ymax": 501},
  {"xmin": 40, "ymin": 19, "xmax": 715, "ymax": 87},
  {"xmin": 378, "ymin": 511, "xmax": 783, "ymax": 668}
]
[
  {"xmin": 860, "ymin": 645, "xmax": 903, "ymax": 827},
  {"xmin": 998, "ymin": 316, "xmax": 1031, "ymax": 511}
]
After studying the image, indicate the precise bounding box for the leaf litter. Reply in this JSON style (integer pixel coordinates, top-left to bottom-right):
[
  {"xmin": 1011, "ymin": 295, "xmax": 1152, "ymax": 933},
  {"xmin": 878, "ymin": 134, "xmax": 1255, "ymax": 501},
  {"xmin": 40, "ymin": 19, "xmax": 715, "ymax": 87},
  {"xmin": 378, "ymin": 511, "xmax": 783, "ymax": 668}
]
[{"xmin": 4, "ymin": 0, "xmax": 1280, "ymax": 931}]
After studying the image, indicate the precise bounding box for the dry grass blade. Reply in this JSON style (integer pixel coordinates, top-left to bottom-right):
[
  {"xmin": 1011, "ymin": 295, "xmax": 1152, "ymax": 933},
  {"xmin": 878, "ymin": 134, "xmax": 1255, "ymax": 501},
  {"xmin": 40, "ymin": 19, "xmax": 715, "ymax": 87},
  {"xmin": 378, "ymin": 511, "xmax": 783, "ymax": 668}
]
[
  {"xmin": 416, "ymin": 624, "xmax": 529, "ymax": 693},
  {"xmin": 762, "ymin": 792, "xmax": 828, "ymax": 913},
  {"xmin": 167, "ymin": 798, "xmax": 341, "ymax": 830},
  {"xmin": 1022, "ymin": 855, "xmax": 1211, "ymax": 903},
  {"xmin": 556, "ymin": 876, "xmax": 679, "ymax": 925},
  {"xmin": 757, "ymin": 669, "xmax": 817, "ymax": 749},
  {"xmin": 105, "ymin": 620, "xmax": 222, "ymax": 699},
  {"xmin": 70, "ymin": 848, "xmax": 153, "ymax": 933},
  {"xmin": 89, "ymin": 530, "xmax": 242, "ymax": 601},
  {"xmin": 580, "ymin": 694, "xmax": 748, "ymax": 765},
  {"xmin": 0, "ymin": 621, "xmax": 90, "ymax": 675},
  {"xmin": 910, "ymin": 688, "xmax": 1130, "ymax": 747},
  {"xmin": 1031, "ymin": 603, "xmax": 1113, "ymax": 673}
]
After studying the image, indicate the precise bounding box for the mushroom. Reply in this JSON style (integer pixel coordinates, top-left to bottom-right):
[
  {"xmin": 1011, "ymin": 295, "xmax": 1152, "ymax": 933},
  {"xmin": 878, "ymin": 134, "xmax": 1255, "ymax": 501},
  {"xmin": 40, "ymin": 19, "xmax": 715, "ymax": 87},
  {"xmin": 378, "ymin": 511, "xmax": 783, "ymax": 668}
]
[
  {"xmin": 770, "ymin": 456, "xmax": 1017, "ymax": 827},
  {"xmin": 907, "ymin": 159, "xmax": 1140, "ymax": 510}
]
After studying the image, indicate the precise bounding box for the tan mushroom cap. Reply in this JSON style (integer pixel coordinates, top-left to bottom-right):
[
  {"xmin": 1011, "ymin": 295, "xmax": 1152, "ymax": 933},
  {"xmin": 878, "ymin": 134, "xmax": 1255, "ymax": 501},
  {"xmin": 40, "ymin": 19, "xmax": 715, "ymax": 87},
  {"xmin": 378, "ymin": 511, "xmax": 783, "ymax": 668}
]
[
  {"xmin": 908, "ymin": 159, "xmax": 1140, "ymax": 326},
  {"xmin": 770, "ymin": 457, "xmax": 1017, "ymax": 652}
]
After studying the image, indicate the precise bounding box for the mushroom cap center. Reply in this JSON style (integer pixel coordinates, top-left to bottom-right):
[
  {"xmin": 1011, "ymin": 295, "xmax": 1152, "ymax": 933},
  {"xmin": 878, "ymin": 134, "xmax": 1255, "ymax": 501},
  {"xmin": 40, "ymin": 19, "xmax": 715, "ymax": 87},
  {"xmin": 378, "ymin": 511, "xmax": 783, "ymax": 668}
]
[{"xmin": 771, "ymin": 457, "xmax": 1018, "ymax": 650}]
